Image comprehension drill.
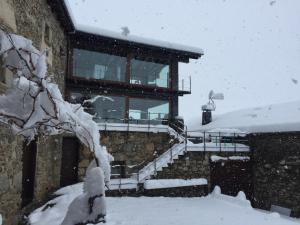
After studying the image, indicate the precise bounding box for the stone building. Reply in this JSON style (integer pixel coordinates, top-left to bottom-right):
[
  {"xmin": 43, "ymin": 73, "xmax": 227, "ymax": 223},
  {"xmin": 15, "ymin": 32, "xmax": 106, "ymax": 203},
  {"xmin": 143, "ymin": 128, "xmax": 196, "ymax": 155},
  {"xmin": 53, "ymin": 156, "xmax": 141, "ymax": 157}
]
[
  {"xmin": 199, "ymin": 101, "xmax": 300, "ymax": 217},
  {"xmin": 250, "ymin": 132, "xmax": 300, "ymax": 217},
  {"xmin": 0, "ymin": 0, "xmax": 203, "ymax": 224},
  {"xmin": 0, "ymin": 0, "xmax": 68, "ymax": 224},
  {"xmin": 47, "ymin": 0, "xmax": 203, "ymax": 188}
]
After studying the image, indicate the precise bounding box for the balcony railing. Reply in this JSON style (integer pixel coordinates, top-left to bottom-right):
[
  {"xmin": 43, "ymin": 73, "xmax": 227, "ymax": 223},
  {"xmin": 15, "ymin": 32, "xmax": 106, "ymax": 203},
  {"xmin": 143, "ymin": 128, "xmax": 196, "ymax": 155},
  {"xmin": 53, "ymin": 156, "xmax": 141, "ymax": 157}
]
[{"xmin": 178, "ymin": 76, "xmax": 191, "ymax": 93}]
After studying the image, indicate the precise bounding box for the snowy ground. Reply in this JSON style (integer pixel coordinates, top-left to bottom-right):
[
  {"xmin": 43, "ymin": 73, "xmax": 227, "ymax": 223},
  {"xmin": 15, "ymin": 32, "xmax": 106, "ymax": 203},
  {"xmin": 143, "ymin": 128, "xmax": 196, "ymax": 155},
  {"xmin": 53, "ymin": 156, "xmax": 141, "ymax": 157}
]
[{"xmin": 29, "ymin": 184, "xmax": 300, "ymax": 225}]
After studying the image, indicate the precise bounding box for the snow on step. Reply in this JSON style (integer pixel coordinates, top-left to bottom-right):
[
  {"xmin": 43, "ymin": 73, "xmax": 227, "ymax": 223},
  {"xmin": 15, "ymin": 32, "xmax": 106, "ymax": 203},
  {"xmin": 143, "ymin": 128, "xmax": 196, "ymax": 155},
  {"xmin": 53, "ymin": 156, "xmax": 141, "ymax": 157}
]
[
  {"xmin": 135, "ymin": 143, "xmax": 186, "ymax": 182},
  {"xmin": 144, "ymin": 178, "xmax": 207, "ymax": 190},
  {"xmin": 187, "ymin": 142, "xmax": 250, "ymax": 152},
  {"xmin": 109, "ymin": 178, "xmax": 138, "ymax": 190},
  {"xmin": 54, "ymin": 180, "xmax": 138, "ymax": 193},
  {"xmin": 210, "ymin": 155, "xmax": 250, "ymax": 162}
]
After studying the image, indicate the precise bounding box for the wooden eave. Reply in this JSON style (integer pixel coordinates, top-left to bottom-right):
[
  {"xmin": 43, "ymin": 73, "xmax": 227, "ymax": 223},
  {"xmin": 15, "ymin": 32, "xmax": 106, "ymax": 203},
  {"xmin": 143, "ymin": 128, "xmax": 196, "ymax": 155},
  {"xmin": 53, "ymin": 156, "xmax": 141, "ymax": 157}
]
[
  {"xmin": 47, "ymin": 0, "xmax": 203, "ymax": 62},
  {"xmin": 70, "ymin": 31, "xmax": 202, "ymax": 63}
]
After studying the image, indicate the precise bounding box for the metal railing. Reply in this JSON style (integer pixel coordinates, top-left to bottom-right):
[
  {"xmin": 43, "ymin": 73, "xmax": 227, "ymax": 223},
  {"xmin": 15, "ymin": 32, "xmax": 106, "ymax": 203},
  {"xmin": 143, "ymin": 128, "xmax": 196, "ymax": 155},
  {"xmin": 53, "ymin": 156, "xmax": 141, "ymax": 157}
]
[
  {"xmin": 94, "ymin": 112, "xmax": 169, "ymax": 125},
  {"xmin": 187, "ymin": 130, "xmax": 249, "ymax": 152},
  {"xmin": 179, "ymin": 76, "xmax": 192, "ymax": 93},
  {"xmin": 107, "ymin": 120, "xmax": 250, "ymax": 188}
]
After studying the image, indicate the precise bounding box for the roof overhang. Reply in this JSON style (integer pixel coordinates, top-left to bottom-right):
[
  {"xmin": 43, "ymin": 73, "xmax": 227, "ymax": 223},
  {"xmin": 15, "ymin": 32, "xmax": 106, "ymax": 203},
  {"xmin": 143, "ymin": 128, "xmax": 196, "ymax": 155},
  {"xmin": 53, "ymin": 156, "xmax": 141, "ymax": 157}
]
[
  {"xmin": 70, "ymin": 31, "xmax": 202, "ymax": 63},
  {"xmin": 48, "ymin": 0, "xmax": 203, "ymax": 62}
]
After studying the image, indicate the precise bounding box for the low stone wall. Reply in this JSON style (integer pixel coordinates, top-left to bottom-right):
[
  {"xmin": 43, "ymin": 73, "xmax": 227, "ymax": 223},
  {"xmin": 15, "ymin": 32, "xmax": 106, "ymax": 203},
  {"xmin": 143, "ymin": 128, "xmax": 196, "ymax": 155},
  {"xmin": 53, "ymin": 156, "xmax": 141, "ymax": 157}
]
[
  {"xmin": 142, "ymin": 185, "xmax": 208, "ymax": 197},
  {"xmin": 78, "ymin": 131, "xmax": 172, "ymax": 180},
  {"xmin": 105, "ymin": 184, "xmax": 208, "ymax": 197},
  {"xmin": 250, "ymin": 132, "xmax": 300, "ymax": 217},
  {"xmin": 155, "ymin": 151, "xmax": 251, "ymax": 191}
]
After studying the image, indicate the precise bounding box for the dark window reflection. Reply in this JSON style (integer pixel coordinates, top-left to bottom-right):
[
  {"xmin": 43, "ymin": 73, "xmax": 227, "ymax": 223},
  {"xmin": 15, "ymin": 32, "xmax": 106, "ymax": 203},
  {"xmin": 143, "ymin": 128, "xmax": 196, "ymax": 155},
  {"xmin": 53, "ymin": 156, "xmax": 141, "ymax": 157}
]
[
  {"xmin": 73, "ymin": 49, "xmax": 126, "ymax": 82},
  {"xmin": 129, "ymin": 98, "xmax": 169, "ymax": 124},
  {"xmin": 130, "ymin": 59, "xmax": 169, "ymax": 88},
  {"xmin": 70, "ymin": 92, "xmax": 126, "ymax": 123}
]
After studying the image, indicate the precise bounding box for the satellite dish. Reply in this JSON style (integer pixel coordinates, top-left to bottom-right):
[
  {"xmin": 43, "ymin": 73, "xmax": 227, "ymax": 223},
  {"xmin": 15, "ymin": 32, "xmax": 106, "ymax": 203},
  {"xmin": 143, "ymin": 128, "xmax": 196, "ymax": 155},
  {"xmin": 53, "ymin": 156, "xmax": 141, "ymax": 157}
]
[
  {"xmin": 202, "ymin": 90, "xmax": 224, "ymax": 111},
  {"xmin": 209, "ymin": 90, "xmax": 224, "ymax": 100}
]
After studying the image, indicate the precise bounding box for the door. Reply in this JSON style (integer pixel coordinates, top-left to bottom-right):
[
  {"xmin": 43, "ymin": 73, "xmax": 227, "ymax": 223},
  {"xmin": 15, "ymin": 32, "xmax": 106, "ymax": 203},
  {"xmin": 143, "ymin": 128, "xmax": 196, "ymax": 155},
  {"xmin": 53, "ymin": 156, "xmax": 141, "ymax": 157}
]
[
  {"xmin": 210, "ymin": 159, "xmax": 253, "ymax": 199},
  {"xmin": 22, "ymin": 141, "xmax": 37, "ymax": 207},
  {"xmin": 60, "ymin": 137, "xmax": 80, "ymax": 187}
]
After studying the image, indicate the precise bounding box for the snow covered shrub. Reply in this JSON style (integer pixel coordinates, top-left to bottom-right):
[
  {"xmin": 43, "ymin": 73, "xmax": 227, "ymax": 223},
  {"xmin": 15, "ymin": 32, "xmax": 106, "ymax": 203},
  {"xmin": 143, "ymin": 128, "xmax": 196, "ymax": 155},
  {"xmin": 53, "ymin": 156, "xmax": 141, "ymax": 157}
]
[
  {"xmin": 61, "ymin": 167, "xmax": 106, "ymax": 225},
  {"xmin": 0, "ymin": 29, "xmax": 111, "ymax": 223}
]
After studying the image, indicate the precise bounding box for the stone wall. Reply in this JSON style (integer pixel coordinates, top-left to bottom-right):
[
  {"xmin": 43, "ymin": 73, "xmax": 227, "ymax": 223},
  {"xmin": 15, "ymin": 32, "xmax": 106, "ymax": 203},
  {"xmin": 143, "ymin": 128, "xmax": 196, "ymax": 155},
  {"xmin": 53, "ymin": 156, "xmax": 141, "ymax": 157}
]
[
  {"xmin": 78, "ymin": 131, "xmax": 172, "ymax": 180},
  {"xmin": 155, "ymin": 151, "xmax": 251, "ymax": 192},
  {"xmin": 142, "ymin": 185, "xmax": 208, "ymax": 197},
  {"xmin": 0, "ymin": 0, "xmax": 67, "ymax": 223},
  {"xmin": 34, "ymin": 136, "xmax": 63, "ymax": 202},
  {"xmin": 0, "ymin": 125, "xmax": 23, "ymax": 225},
  {"xmin": 250, "ymin": 132, "xmax": 300, "ymax": 217},
  {"xmin": 106, "ymin": 185, "xmax": 208, "ymax": 197},
  {"xmin": 12, "ymin": 0, "xmax": 67, "ymax": 90}
]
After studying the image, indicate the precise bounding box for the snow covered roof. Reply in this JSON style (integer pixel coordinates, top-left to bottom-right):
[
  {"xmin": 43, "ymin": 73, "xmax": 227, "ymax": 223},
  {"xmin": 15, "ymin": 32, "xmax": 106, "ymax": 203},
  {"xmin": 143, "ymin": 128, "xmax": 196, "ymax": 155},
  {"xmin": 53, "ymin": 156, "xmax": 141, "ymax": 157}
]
[
  {"xmin": 190, "ymin": 100, "xmax": 300, "ymax": 133},
  {"xmin": 59, "ymin": 0, "xmax": 203, "ymax": 59}
]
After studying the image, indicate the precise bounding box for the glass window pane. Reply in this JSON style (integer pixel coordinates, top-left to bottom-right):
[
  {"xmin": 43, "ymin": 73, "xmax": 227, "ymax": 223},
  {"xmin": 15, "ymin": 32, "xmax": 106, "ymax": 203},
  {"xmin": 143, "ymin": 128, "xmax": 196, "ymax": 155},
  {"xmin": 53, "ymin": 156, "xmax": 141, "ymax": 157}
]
[
  {"xmin": 69, "ymin": 92, "xmax": 126, "ymax": 123},
  {"xmin": 130, "ymin": 59, "xmax": 169, "ymax": 88},
  {"xmin": 129, "ymin": 98, "xmax": 169, "ymax": 124},
  {"xmin": 73, "ymin": 48, "xmax": 126, "ymax": 82}
]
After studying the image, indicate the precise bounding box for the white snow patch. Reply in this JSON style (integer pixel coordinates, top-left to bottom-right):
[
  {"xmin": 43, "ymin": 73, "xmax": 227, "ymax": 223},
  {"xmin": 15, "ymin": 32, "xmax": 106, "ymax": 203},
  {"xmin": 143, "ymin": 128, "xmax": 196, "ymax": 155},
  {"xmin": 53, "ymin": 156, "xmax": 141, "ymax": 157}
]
[
  {"xmin": 144, "ymin": 178, "xmax": 207, "ymax": 189},
  {"xmin": 210, "ymin": 186, "xmax": 251, "ymax": 208},
  {"xmin": 210, "ymin": 155, "xmax": 250, "ymax": 162},
  {"xmin": 98, "ymin": 123, "xmax": 169, "ymax": 133},
  {"xmin": 109, "ymin": 178, "xmax": 138, "ymax": 190},
  {"xmin": 188, "ymin": 142, "xmax": 250, "ymax": 152},
  {"xmin": 63, "ymin": 0, "xmax": 203, "ymax": 55},
  {"xmin": 195, "ymin": 100, "xmax": 300, "ymax": 133},
  {"xmin": 29, "ymin": 183, "xmax": 300, "ymax": 225},
  {"xmin": 61, "ymin": 167, "xmax": 106, "ymax": 225}
]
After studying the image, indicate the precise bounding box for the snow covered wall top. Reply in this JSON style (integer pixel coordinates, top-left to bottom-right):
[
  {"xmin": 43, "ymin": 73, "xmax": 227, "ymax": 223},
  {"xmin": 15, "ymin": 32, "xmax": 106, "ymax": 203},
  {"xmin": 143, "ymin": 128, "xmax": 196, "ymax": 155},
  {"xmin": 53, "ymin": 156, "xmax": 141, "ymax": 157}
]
[
  {"xmin": 63, "ymin": 0, "xmax": 203, "ymax": 56},
  {"xmin": 192, "ymin": 100, "xmax": 300, "ymax": 133}
]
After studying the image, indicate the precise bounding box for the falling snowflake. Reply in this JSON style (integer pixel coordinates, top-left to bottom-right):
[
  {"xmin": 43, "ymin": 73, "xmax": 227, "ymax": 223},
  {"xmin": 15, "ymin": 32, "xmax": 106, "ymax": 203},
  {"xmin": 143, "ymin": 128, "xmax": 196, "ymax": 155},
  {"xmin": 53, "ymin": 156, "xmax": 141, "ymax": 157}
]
[
  {"xmin": 291, "ymin": 78, "xmax": 298, "ymax": 84},
  {"xmin": 269, "ymin": 1, "xmax": 276, "ymax": 6}
]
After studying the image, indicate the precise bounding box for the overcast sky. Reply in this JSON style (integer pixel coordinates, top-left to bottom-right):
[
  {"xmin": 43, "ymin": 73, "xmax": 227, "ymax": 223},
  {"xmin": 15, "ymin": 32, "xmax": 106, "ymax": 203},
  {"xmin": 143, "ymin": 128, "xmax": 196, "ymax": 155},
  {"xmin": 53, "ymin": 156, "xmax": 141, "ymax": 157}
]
[{"xmin": 66, "ymin": 0, "xmax": 300, "ymax": 123}]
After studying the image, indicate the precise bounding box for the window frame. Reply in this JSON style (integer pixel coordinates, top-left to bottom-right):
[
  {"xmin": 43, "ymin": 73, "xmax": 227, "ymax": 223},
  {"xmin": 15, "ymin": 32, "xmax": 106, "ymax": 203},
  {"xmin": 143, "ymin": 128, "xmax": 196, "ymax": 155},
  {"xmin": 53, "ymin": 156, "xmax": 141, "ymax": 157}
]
[
  {"xmin": 66, "ymin": 89, "xmax": 171, "ymax": 123},
  {"xmin": 128, "ymin": 97, "xmax": 170, "ymax": 122},
  {"xmin": 129, "ymin": 55, "xmax": 170, "ymax": 88},
  {"xmin": 68, "ymin": 46, "xmax": 173, "ymax": 90}
]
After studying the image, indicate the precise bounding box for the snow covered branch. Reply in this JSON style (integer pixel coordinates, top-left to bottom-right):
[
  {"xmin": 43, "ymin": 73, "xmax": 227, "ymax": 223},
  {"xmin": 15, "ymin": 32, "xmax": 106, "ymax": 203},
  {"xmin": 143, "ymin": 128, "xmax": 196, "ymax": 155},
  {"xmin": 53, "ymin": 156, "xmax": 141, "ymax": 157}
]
[{"xmin": 0, "ymin": 29, "xmax": 111, "ymax": 183}]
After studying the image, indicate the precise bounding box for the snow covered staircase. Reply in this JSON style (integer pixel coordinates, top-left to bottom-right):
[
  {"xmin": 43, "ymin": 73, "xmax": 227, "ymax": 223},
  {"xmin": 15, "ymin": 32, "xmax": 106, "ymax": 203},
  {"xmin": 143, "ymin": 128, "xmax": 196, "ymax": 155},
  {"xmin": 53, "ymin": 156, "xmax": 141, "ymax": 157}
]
[{"xmin": 133, "ymin": 143, "xmax": 187, "ymax": 183}]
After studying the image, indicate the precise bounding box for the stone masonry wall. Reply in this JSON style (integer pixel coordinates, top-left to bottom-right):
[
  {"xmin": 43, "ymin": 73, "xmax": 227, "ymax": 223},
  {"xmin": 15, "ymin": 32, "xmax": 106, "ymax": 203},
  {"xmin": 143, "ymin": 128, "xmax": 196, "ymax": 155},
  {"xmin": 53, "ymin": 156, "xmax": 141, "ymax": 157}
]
[
  {"xmin": 0, "ymin": 125, "xmax": 23, "ymax": 225},
  {"xmin": 34, "ymin": 136, "xmax": 63, "ymax": 202},
  {"xmin": 250, "ymin": 132, "xmax": 300, "ymax": 217},
  {"xmin": 0, "ymin": 0, "xmax": 67, "ymax": 223},
  {"xmin": 78, "ymin": 131, "xmax": 172, "ymax": 180},
  {"xmin": 155, "ymin": 151, "xmax": 251, "ymax": 191}
]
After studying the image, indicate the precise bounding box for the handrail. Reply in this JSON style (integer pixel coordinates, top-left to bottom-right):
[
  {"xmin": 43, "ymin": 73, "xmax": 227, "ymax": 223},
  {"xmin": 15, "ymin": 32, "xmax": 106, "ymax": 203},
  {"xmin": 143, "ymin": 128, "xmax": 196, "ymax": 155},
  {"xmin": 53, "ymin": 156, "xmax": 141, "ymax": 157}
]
[{"xmin": 110, "ymin": 122, "xmax": 250, "ymax": 184}]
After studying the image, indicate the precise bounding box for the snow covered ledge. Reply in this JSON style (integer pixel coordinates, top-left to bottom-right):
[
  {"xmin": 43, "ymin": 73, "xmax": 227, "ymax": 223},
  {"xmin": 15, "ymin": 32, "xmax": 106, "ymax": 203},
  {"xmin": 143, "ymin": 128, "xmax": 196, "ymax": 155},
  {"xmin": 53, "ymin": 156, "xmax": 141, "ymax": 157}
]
[
  {"xmin": 98, "ymin": 123, "xmax": 170, "ymax": 133},
  {"xmin": 144, "ymin": 179, "xmax": 208, "ymax": 190}
]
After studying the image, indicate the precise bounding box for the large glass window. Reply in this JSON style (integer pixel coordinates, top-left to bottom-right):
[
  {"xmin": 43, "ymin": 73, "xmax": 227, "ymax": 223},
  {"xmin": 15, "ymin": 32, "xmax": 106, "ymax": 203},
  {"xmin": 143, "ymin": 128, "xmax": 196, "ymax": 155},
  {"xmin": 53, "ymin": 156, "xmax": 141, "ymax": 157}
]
[
  {"xmin": 129, "ymin": 98, "xmax": 169, "ymax": 124},
  {"xmin": 73, "ymin": 49, "xmax": 127, "ymax": 82},
  {"xmin": 130, "ymin": 59, "xmax": 169, "ymax": 88},
  {"xmin": 70, "ymin": 92, "xmax": 126, "ymax": 123}
]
